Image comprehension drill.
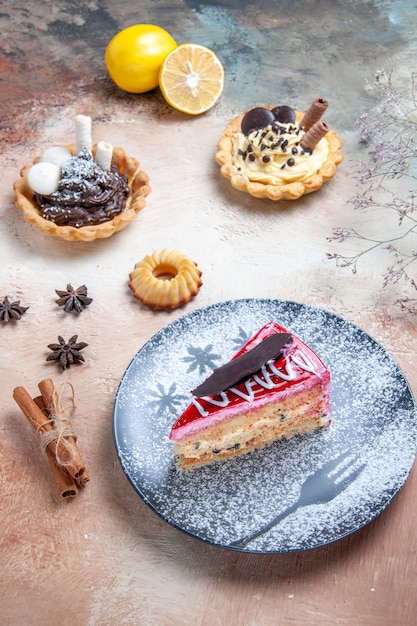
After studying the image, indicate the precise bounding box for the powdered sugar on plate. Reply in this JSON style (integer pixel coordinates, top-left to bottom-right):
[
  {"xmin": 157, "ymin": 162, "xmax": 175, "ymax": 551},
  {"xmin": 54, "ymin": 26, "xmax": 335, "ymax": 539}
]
[{"xmin": 113, "ymin": 299, "xmax": 417, "ymax": 553}]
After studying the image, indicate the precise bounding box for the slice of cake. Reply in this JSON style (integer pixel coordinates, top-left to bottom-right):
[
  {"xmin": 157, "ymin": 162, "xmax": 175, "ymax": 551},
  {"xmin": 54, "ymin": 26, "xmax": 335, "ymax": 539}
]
[{"xmin": 169, "ymin": 321, "xmax": 331, "ymax": 471}]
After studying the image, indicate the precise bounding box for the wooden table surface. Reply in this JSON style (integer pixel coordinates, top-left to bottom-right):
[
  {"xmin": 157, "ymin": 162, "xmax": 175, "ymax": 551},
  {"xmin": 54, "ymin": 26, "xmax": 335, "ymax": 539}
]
[{"xmin": 1, "ymin": 1, "xmax": 417, "ymax": 624}]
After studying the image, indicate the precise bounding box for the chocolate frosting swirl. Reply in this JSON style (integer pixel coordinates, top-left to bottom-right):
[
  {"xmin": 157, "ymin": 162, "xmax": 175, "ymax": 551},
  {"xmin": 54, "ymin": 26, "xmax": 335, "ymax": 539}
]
[{"xmin": 35, "ymin": 149, "xmax": 130, "ymax": 228}]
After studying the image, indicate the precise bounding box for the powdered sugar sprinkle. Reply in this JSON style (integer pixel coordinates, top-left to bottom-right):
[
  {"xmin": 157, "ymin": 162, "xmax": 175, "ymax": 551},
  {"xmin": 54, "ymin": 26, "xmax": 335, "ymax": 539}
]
[{"xmin": 113, "ymin": 299, "xmax": 417, "ymax": 553}]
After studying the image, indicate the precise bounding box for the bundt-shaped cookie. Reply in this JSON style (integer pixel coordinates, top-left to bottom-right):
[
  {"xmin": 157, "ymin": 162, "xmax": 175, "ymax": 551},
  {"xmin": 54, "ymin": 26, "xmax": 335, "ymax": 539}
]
[{"xmin": 129, "ymin": 249, "xmax": 202, "ymax": 310}]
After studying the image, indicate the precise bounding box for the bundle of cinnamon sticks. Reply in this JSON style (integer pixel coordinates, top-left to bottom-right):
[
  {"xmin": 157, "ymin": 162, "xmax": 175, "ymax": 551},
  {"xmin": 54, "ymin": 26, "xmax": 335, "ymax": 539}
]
[{"xmin": 13, "ymin": 378, "xmax": 89, "ymax": 499}]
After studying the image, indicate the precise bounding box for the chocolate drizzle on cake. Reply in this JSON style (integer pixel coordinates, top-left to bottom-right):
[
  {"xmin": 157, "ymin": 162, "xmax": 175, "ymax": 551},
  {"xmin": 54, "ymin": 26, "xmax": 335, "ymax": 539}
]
[
  {"xmin": 192, "ymin": 333, "xmax": 292, "ymax": 397},
  {"xmin": 35, "ymin": 149, "xmax": 130, "ymax": 228}
]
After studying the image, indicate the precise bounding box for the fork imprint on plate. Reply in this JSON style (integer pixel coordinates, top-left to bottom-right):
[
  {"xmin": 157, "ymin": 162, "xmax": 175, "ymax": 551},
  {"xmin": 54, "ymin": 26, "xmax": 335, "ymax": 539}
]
[{"xmin": 230, "ymin": 450, "xmax": 366, "ymax": 549}]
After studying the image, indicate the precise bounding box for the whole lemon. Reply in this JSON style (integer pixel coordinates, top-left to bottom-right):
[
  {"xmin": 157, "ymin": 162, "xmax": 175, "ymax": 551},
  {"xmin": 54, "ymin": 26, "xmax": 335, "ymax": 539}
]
[{"xmin": 105, "ymin": 24, "xmax": 177, "ymax": 93}]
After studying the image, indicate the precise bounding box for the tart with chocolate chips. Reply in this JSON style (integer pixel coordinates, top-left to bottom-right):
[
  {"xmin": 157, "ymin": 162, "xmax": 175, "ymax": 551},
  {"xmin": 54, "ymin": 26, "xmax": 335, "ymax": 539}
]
[{"xmin": 215, "ymin": 99, "xmax": 343, "ymax": 201}]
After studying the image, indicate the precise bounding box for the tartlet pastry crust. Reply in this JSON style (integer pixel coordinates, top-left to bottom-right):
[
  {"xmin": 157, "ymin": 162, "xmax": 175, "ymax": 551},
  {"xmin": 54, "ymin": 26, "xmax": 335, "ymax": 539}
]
[
  {"xmin": 129, "ymin": 249, "xmax": 202, "ymax": 310},
  {"xmin": 13, "ymin": 144, "xmax": 151, "ymax": 242},
  {"xmin": 215, "ymin": 108, "xmax": 344, "ymax": 201}
]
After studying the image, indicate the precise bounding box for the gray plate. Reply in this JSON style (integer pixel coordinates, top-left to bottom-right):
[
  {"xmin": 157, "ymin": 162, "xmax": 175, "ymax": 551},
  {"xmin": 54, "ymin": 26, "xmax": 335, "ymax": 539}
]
[{"xmin": 113, "ymin": 299, "xmax": 417, "ymax": 553}]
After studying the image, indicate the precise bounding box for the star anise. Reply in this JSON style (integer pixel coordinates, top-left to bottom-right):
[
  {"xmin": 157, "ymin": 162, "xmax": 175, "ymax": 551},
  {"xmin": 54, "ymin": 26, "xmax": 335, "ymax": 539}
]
[
  {"xmin": 0, "ymin": 296, "xmax": 29, "ymax": 322},
  {"xmin": 55, "ymin": 284, "xmax": 93, "ymax": 313},
  {"xmin": 46, "ymin": 335, "xmax": 88, "ymax": 370}
]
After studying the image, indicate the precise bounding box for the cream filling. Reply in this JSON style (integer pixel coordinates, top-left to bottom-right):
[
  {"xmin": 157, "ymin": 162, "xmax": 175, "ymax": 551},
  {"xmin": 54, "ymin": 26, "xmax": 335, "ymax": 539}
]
[
  {"xmin": 231, "ymin": 122, "xmax": 329, "ymax": 185},
  {"xmin": 173, "ymin": 398, "xmax": 329, "ymax": 461}
]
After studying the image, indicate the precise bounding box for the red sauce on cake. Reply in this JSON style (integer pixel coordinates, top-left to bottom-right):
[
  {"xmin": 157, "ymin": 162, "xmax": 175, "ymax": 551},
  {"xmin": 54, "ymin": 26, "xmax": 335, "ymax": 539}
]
[{"xmin": 170, "ymin": 322, "xmax": 331, "ymax": 442}]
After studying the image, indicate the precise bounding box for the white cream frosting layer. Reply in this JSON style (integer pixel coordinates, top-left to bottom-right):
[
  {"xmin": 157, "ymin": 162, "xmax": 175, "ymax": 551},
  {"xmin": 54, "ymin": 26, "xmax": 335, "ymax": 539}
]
[{"xmin": 231, "ymin": 121, "xmax": 329, "ymax": 185}]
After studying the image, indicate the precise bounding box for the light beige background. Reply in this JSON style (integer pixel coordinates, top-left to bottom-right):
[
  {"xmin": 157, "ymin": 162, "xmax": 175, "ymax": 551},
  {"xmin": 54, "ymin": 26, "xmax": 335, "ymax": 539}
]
[{"xmin": 1, "ymin": 1, "xmax": 417, "ymax": 624}]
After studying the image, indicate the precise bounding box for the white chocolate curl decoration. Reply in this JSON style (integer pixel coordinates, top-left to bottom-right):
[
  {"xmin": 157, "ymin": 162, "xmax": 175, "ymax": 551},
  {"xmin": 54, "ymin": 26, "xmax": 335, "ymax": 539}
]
[
  {"xmin": 75, "ymin": 115, "xmax": 92, "ymax": 155},
  {"xmin": 95, "ymin": 141, "xmax": 113, "ymax": 171}
]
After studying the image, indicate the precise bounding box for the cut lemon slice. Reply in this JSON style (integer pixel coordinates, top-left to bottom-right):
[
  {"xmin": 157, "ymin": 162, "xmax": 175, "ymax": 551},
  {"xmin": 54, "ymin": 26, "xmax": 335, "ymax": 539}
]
[{"xmin": 159, "ymin": 43, "xmax": 224, "ymax": 115}]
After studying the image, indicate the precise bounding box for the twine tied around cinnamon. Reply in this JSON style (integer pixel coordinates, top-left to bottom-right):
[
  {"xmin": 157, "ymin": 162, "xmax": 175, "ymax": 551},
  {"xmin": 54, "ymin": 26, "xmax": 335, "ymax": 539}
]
[
  {"xmin": 37, "ymin": 381, "xmax": 77, "ymax": 467},
  {"xmin": 13, "ymin": 379, "xmax": 89, "ymax": 498}
]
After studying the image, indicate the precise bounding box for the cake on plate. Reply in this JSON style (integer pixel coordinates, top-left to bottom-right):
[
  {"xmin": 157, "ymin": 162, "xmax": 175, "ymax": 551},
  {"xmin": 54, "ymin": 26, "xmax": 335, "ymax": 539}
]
[
  {"xmin": 13, "ymin": 115, "xmax": 151, "ymax": 242},
  {"xmin": 170, "ymin": 321, "xmax": 331, "ymax": 471},
  {"xmin": 215, "ymin": 98, "xmax": 343, "ymax": 201}
]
